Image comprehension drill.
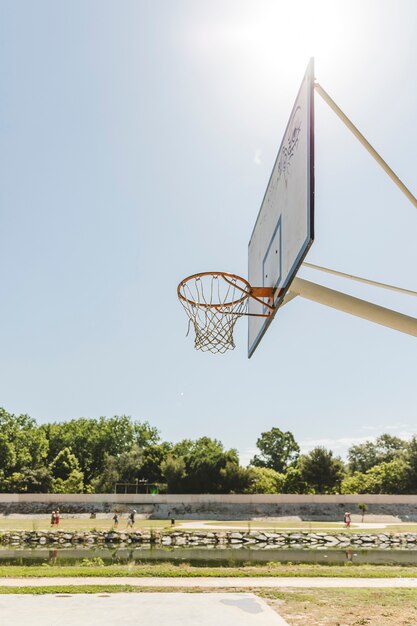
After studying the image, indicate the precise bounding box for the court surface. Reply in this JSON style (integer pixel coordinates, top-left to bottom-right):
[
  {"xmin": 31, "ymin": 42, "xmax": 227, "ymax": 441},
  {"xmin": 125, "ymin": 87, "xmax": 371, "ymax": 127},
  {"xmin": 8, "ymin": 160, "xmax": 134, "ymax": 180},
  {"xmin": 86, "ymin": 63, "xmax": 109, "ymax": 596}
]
[{"xmin": 0, "ymin": 592, "xmax": 289, "ymax": 626}]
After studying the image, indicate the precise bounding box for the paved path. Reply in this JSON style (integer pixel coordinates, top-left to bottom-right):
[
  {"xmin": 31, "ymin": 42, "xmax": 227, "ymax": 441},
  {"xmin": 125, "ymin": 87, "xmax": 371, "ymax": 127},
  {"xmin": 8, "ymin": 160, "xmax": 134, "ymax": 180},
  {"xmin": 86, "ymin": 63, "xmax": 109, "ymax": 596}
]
[
  {"xmin": 2, "ymin": 576, "xmax": 417, "ymax": 588},
  {"xmin": 0, "ymin": 593, "xmax": 290, "ymax": 626},
  {"xmin": 176, "ymin": 521, "xmax": 404, "ymax": 530}
]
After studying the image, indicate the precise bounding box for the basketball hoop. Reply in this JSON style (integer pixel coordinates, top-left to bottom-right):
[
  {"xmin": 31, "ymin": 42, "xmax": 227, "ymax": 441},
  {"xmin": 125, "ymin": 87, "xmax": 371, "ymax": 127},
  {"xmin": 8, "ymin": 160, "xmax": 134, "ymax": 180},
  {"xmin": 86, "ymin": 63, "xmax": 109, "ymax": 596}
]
[{"xmin": 177, "ymin": 272, "xmax": 275, "ymax": 354}]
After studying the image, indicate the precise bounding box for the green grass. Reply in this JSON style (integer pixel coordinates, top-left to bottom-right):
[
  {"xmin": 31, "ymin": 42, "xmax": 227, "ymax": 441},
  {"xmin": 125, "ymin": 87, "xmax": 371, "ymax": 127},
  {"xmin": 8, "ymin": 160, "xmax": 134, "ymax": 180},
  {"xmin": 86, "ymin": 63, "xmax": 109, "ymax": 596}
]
[
  {"xmin": 1, "ymin": 586, "xmax": 417, "ymax": 598},
  {"xmin": 0, "ymin": 518, "xmax": 171, "ymax": 532},
  {"xmin": 0, "ymin": 585, "xmax": 154, "ymax": 594},
  {"xmin": 1, "ymin": 562, "xmax": 417, "ymax": 578},
  {"xmin": 1, "ymin": 517, "xmax": 416, "ymax": 535},
  {"xmin": 258, "ymin": 588, "xmax": 417, "ymax": 625},
  {"xmin": 259, "ymin": 587, "xmax": 417, "ymax": 604}
]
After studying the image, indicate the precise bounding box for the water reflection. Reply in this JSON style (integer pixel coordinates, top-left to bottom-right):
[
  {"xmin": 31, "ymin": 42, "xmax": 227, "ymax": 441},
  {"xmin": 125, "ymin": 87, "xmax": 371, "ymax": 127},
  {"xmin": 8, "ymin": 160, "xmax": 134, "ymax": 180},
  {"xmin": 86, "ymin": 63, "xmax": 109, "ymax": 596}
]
[{"xmin": 1, "ymin": 544, "xmax": 417, "ymax": 566}]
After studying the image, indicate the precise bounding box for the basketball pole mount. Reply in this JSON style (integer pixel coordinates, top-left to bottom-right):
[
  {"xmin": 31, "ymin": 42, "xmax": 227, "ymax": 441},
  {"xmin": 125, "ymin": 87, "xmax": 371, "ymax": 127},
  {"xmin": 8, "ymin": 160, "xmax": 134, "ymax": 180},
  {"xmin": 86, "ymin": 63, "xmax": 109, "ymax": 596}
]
[
  {"xmin": 288, "ymin": 277, "xmax": 417, "ymax": 338},
  {"xmin": 314, "ymin": 82, "xmax": 417, "ymax": 210},
  {"xmin": 280, "ymin": 82, "xmax": 417, "ymax": 338},
  {"xmin": 302, "ymin": 262, "xmax": 417, "ymax": 298}
]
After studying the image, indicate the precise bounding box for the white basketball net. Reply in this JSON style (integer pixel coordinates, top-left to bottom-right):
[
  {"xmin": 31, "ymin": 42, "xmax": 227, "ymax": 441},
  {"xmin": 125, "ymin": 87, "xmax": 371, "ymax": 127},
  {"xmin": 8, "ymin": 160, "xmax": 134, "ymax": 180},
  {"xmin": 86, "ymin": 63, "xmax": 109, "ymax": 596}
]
[{"xmin": 178, "ymin": 273, "xmax": 251, "ymax": 354}]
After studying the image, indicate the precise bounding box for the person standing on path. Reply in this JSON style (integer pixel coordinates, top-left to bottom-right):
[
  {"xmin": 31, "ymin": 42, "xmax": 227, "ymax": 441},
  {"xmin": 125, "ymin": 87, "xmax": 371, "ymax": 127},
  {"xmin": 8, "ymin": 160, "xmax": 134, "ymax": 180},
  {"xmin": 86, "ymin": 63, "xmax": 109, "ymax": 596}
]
[
  {"xmin": 127, "ymin": 510, "xmax": 136, "ymax": 528},
  {"xmin": 344, "ymin": 512, "xmax": 351, "ymax": 528},
  {"xmin": 50, "ymin": 511, "xmax": 56, "ymax": 527},
  {"xmin": 55, "ymin": 509, "xmax": 60, "ymax": 526}
]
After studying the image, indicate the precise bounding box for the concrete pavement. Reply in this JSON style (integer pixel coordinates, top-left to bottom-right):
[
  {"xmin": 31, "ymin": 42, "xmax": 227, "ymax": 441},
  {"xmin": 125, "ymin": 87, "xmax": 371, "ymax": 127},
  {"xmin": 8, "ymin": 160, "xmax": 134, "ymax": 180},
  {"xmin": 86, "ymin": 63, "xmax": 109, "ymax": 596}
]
[{"xmin": 0, "ymin": 593, "xmax": 290, "ymax": 626}]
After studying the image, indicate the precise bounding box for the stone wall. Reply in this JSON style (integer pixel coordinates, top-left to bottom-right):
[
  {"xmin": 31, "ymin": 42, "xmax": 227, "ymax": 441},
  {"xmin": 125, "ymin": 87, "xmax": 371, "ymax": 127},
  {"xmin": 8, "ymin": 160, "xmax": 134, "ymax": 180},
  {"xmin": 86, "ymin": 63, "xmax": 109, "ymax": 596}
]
[
  {"xmin": 1, "ymin": 494, "xmax": 417, "ymax": 520},
  {"xmin": 1, "ymin": 529, "xmax": 416, "ymax": 549}
]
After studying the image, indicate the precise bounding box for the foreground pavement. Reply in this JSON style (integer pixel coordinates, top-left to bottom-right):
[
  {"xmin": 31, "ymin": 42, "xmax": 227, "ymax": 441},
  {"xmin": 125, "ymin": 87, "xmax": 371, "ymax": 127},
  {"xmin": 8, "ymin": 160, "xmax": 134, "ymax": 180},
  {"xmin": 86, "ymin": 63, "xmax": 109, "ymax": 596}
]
[
  {"xmin": 2, "ymin": 576, "xmax": 417, "ymax": 588},
  {"xmin": 0, "ymin": 592, "xmax": 290, "ymax": 626}
]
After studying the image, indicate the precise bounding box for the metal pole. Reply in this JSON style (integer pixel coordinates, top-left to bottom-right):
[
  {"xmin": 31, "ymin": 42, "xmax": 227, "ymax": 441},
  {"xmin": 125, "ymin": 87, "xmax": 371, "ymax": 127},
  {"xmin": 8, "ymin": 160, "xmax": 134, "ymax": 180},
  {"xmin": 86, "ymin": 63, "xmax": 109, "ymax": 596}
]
[
  {"xmin": 314, "ymin": 82, "xmax": 417, "ymax": 210},
  {"xmin": 290, "ymin": 277, "xmax": 417, "ymax": 337},
  {"xmin": 302, "ymin": 262, "xmax": 417, "ymax": 297}
]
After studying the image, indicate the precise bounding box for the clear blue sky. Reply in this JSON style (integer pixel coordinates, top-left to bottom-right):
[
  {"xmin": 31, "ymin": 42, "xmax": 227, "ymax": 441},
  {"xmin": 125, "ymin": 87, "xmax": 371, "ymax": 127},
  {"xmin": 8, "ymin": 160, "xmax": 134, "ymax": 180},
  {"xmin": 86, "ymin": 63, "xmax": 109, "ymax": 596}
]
[{"xmin": 1, "ymin": 0, "xmax": 416, "ymax": 464}]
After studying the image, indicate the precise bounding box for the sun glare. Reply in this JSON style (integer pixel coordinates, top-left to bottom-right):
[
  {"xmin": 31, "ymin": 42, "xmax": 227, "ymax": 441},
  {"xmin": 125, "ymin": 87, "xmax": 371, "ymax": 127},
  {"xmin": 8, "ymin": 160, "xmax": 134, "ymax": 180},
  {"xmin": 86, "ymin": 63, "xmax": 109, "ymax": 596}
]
[
  {"xmin": 184, "ymin": 1, "xmax": 357, "ymax": 84},
  {"xmin": 180, "ymin": 0, "xmax": 361, "ymax": 129}
]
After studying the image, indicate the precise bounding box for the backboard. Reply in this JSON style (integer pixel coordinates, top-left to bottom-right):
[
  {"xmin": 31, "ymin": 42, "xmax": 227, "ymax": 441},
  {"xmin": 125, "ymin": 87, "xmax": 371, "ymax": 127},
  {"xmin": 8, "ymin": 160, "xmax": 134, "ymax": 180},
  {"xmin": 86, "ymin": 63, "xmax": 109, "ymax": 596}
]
[{"xmin": 248, "ymin": 58, "xmax": 315, "ymax": 357}]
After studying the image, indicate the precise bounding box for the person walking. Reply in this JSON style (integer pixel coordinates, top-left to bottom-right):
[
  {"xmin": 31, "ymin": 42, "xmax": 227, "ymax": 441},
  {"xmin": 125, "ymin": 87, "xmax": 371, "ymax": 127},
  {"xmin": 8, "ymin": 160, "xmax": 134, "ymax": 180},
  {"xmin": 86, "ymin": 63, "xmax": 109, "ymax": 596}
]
[
  {"xmin": 112, "ymin": 512, "xmax": 119, "ymax": 528},
  {"xmin": 344, "ymin": 511, "xmax": 351, "ymax": 528},
  {"xmin": 127, "ymin": 510, "xmax": 136, "ymax": 528},
  {"xmin": 50, "ymin": 510, "xmax": 56, "ymax": 527},
  {"xmin": 55, "ymin": 509, "xmax": 60, "ymax": 526}
]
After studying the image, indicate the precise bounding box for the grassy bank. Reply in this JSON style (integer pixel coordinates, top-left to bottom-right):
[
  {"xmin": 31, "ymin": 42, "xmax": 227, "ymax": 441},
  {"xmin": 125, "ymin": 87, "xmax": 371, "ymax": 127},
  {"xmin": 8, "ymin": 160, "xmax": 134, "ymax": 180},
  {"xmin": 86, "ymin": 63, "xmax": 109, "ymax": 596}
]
[
  {"xmin": 1, "ymin": 562, "xmax": 417, "ymax": 578},
  {"xmin": 259, "ymin": 588, "xmax": 417, "ymax": 625}
]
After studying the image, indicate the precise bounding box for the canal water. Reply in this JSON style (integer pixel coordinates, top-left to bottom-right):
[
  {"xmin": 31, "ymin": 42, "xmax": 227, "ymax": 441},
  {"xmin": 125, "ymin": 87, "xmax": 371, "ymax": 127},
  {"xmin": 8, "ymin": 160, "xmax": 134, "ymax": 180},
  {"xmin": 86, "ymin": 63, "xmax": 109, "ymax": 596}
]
[{"xmin": 2, "ymin": 544, "xmax": 417, "ymax": 566}]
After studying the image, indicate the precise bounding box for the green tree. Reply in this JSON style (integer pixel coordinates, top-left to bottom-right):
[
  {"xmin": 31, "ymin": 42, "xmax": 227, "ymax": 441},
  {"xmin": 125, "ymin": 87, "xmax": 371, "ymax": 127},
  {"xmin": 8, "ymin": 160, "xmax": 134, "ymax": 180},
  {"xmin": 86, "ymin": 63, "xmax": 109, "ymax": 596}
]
[
  {"xmin": 298, "ymin": 447, "xmax": 345, "ymax": 494},
  {"xmin": 53, "ymin": 469, "xmax": 84, "ymax": 494},
  {"xmin": 220, "ymin": 462, "xmax": 252, "ymax": 494},
  {"xmin": 3, "ymin": 466, "xmax": 54, "ymax": 493},
  {"xmin": 341, "ymin": 459, "xmax": 410, "ymax": 494},
  {"xmin": 251, "ymin": 428, "xmax": 300, "ymax": 473},
  {"xmin": 358, "ymin": 502, "xmax": 368, "ymax": 522},
  {"xmin": 405, "ymin": 436, "xmax": 417, "ymax": 493},
  {"xmin": 170, "ymin": 439, "xmax": 194, "ymax": 458},
  {"xmin": 348, "ymin": 434, "xmax": 408, "ymax": 473},
  {"xmin": 184, "ymin": 437, "xmax": 240, "ymax": 493},
  {"xmin": 49, "ymin": 447, "xmax": 85, "ymax": 494},
  {"xmin": 341, "ymin": 471, "xmax": 372, "ymax": 494},
  {"xmin": 91, "ymin": 453, "xmax": 120, "ymax": 493},
  {"xmin": 42, "ymin": 419, "xmax": 102, "ymax": 482},
  {"xmin": 0, "ymin": 408, "xmax": 48, "ymax": 470},
  {"xmin": 281, "ymin": 465, "xmax": 312, "ymax": 494},
  {"xmin": 245, "ymin": 466, "xmax": 285, "ymax": 494},
  {"xmin": 24, "ymin": 467, "xmax": 54, "ymax": 492},
  {"xmin": 347, "ymin": 441, "xmax": 379, "ymax": 474},
  {"xmin": 3, "ymin": 472, "xmax": 27, "ymax": 493},
  {"xmin": 93, "ymin": 441, "xmax": 172, "ymax": 492},
  {"xmin": 0, "ymin": 408, "xmax": 49, "ymax": 491},
  {"xmin": 137, "ymin": 443, "xmax": 172, "ymax": 483},
  {"xmin": 161, "ymin": 456, "xmax": 187, "ymax": 492},
  {"xmin": 93, "ymin": 446, "xmax": 144, "ymax": 493},
  {"xmin": 132, "ymin": 421, "xmax": 160, "ymax": 448},
  {"xmin": 0, "ymin": 433, "xmax": 16, "ymax": 472},
  {"xmin": 366, "ymin": 459, "xmax": 410, "ymax": 494},
  {"xmin": 42, "ymin": 415, "xmax": 159, "ymax": 485},
  {"xmin": 161, "ymin": 437, "xmax": 242, "ymax": 494},
  {"xmin": 49, "ymin": 447, "xmax": 81, "ymax": 481}
]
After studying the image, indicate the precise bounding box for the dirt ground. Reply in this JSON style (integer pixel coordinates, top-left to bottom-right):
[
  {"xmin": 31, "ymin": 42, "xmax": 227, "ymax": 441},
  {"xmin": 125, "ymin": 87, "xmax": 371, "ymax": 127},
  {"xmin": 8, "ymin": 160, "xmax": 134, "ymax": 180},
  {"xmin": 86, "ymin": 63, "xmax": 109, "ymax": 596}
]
[{"xmin": 260, "ymin": 588, "xmax": 417, "ymax": 626}]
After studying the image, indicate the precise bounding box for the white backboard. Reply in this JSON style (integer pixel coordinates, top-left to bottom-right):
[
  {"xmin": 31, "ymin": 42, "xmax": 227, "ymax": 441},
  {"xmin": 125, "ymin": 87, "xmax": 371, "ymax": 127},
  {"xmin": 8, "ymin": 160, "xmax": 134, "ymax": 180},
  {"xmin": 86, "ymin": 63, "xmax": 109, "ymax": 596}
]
[{"xmin": 248, "ymin": 59, "xmax": 315, "ymax": 357}]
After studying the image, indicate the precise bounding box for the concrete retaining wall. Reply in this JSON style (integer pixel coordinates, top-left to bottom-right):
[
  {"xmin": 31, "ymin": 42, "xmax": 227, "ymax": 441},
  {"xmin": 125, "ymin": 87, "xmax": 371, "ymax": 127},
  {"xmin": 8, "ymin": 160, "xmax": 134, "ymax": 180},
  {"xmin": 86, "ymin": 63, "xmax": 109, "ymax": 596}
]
[{"xmin": 1, "ymin": 494, "xmax": 417, "ymax": 520}]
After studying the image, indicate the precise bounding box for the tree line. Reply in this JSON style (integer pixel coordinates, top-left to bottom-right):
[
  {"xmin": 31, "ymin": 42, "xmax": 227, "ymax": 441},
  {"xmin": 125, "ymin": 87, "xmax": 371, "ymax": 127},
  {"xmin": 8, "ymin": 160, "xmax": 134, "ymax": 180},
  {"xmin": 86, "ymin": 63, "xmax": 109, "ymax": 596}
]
[{"xmin": 1, "ymin": 407, "xmax": 416, "ymax": 494}]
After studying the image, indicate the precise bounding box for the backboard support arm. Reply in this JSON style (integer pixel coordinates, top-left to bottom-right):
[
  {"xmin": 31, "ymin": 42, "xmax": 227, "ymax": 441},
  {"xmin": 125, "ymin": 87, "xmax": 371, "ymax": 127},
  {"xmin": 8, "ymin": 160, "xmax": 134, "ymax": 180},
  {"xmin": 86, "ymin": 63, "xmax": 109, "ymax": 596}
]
[
  {"xmin": 314, "ymin": 82, "xmax": 417, "ymax": 210},
  {"xmin": 288, "ymin": 277, "xmax": 417, "ymax": 338}
]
